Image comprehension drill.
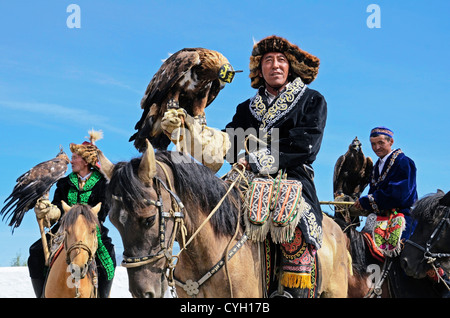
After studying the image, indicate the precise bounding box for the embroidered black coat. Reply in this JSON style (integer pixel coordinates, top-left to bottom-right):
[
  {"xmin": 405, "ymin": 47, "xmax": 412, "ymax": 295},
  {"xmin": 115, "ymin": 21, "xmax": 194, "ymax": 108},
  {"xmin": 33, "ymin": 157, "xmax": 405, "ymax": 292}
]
[
  {"xmin": 224, "ymin": 80, "xmax": 327, "ymax": 248},
  {"xmin": 29, "ymin": 171, "xmax": 116, "ymax": 293},
  {"xmin": 52, "ymin": 173, "xmax": 109, "ymax": 224}
]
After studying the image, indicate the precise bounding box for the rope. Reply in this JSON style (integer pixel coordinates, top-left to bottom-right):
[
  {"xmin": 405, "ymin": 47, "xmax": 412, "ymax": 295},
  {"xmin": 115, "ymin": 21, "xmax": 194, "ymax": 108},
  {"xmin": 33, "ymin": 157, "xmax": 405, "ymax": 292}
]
[
  {"xmin": 175, "ymin": 165, "xmax": 244, "ymax": 257},
  {"xmin": 428, "ymin": 259, "xmax": 450, "ymax": 291},
  {"xmin": 319, "ymin": 201, "xmax": 355, "ymax": 206},
  {"xmin": 173, "ymin": 164, "xmax": 247, "ymax": 296},
  {"xmin": 223, "ymin": 193, "xmax": 242, "ymax": 298}
]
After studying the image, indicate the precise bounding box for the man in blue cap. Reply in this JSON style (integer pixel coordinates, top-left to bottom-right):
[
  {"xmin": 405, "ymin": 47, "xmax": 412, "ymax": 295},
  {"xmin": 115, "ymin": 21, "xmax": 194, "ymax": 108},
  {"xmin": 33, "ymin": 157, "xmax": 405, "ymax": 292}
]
[{"xmin": 354, "ymin": 126, "xmax": 418, "ymax": 240}]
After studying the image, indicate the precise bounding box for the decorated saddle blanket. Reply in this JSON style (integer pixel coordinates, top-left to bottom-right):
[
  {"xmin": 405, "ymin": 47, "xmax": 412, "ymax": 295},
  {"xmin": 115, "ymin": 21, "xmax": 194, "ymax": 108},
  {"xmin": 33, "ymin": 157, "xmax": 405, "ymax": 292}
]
[
  {"xmin": 280, "ymin": 227, "xmax": 317, "ymax": 290},
  {"xmin": 262, "ymin": 229, "xmax": 319, "ymax": 298},
  {"xmin": 48, "ymin": 229, "xmax": 65, "ymax": 268},
  {"xmin": 362, "ymin": 212, "xmax": 406, "ymax": 258},
  {"xmin": 244, "ymin": 177, "xmax": 308, "ymax": 243}
]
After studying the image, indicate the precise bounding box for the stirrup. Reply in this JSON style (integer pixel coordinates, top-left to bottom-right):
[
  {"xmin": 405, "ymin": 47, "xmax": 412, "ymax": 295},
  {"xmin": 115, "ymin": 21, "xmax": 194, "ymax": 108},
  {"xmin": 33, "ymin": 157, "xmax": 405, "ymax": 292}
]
[{"xmin": 269, "ymin": 290, "xmax": 293, "ymax": 298}]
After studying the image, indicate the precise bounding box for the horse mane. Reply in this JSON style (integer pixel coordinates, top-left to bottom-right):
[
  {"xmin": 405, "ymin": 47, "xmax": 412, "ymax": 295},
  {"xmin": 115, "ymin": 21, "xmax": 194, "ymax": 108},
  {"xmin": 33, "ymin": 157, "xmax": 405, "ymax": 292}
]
[
  {"xmin": 107, "ymin": 158, "xmax": 150, "ymax": 213},
  {"xmin": 108, "ymin": 151, "xmax": 241, "ymax": 237},
  {"xmin": 156, "ymin": 151, "xmax": 241, "ymax": 237},
  {"xmin": 59, "ymin": 204, "xmax": 99, "ymax": 281},
  {"xmin": 60, "ymin": 204, "xmax": 100, "ymax": 231},
  {"xmin": 411, "ymin": 190, "xmax": 446, "ymax": 222}
]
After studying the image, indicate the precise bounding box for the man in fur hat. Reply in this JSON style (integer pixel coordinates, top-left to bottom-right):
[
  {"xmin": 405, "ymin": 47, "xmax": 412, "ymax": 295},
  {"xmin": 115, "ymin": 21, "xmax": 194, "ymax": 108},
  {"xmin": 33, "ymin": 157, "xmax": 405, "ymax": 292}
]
[
  {"xmin": 161, "ymin": 35, "xmax": 326, "ymax": 297},
  {"xmin": 28, "ymin": 131, "xmax": 116, "ymax": 298},
  {"xmin": 226, "ymin": 35, "xmax": 326, "ymax": 297}
]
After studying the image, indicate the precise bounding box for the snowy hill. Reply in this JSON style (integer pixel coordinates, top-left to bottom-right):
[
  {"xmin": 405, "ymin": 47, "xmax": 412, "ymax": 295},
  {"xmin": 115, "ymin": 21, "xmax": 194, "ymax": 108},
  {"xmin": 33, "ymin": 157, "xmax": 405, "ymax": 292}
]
[{"xmin": 0, "ymin": 266, "xmax": 131, "ymax": 298}]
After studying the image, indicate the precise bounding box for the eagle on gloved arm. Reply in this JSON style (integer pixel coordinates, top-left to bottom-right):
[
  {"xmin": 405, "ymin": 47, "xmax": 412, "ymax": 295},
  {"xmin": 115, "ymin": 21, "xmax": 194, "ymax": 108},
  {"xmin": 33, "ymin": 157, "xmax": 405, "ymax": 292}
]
[
  {"xmin": 333, "ymin": 136, "xmax": 373, "ymax": 200},
  {"xmin": 129, "ymin": 47, "xmax": 241, "ymax": 152},
  {"xmin": 1, "ymin": 148, "xmax": 70, "ymax": 230}
]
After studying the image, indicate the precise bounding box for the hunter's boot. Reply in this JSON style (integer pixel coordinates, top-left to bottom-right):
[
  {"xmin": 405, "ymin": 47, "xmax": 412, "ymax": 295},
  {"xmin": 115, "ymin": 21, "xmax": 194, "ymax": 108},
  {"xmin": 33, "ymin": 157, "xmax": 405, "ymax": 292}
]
[
  {"xmin": 31, "ymin": 278, "xmax": 44, "ymax": 298},
  {"xmin": 98, "ymin": 277, "xmax": 114, "ymax": 298}
]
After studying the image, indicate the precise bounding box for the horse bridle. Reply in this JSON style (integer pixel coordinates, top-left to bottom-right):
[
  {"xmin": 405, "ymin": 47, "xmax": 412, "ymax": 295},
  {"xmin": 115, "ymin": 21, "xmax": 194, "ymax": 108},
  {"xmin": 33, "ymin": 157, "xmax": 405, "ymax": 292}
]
[
  {"xmin": 405, "ymin": 206, "xmax": 450, "ymax": 265},
  {"xmin": 114, "ymin": 168, "xmax": 248, "ymax": 297},
  {"xmin": 65, "ymin": 240, "xmax": 96, "ymax": 276},
  {"xmin": 115, "ymin": 176, "xmax": 184, "ymax": 270},
  {"xmin": 64, "ymin": 230, "xmax": 98, "ymax": 298}
]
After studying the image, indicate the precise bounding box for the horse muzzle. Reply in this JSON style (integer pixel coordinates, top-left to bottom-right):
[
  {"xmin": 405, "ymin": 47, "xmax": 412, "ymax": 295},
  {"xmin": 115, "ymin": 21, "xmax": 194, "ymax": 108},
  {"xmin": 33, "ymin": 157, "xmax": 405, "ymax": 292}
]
[{"xmin": 400, "ymin": 255, "xmax": 428, "ymax": 279}]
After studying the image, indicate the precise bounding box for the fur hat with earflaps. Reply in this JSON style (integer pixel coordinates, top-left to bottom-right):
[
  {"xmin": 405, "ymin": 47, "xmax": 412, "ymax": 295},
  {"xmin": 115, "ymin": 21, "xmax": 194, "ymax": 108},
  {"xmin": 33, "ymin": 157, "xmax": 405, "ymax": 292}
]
[
  {"xmin": 70, "ymin": 129, "xmax": 104, "ymax": 169},
  {"xmin": 249, "ymin": 35, "xmax": 320, "ymax": 88}
]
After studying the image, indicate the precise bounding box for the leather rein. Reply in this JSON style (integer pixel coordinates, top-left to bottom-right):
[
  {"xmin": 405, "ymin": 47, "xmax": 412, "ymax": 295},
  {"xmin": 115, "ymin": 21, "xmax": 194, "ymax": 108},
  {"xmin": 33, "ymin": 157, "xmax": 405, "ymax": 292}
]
[
  {"xmin": 405, "ymin": 206, "xmax": 450, "ymax": 289},
  {"xmin": 405, "ymin": 206, "xmax": 450, "ymax": 263}
]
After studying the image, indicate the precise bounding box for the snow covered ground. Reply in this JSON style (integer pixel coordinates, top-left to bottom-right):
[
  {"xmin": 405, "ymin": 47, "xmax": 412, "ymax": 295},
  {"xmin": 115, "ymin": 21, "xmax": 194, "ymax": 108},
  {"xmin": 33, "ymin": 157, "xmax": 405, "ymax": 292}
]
[{"xmin": 0, "ymin": 266, "xmax": 132, "ymax": 298}]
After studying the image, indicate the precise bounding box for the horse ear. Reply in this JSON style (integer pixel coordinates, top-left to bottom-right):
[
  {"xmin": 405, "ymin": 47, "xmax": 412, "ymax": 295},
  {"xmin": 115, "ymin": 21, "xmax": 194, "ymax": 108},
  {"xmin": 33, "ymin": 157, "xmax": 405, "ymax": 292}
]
[
  {"xmin": 91, "ymin": 203, "xmax": 101, "ymax": 216},
  {"xmin": 61, "ymin": 200, "xmax": 71, "ymax": 213},
  {"xmin": 97, "ymin": 149, "xmax": 115, "ymax": 181},
  {"xmin": 138, "ymin": 139, "xmax": 157, "ymax": 186}
]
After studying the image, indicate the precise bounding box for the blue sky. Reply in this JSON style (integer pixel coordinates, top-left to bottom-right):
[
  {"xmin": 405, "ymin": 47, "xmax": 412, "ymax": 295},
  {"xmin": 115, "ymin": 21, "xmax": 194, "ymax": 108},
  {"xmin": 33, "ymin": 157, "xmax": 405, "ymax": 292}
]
[{"xmin": 0, "ymin": 1, "xmax": 449, "ymax": 266}]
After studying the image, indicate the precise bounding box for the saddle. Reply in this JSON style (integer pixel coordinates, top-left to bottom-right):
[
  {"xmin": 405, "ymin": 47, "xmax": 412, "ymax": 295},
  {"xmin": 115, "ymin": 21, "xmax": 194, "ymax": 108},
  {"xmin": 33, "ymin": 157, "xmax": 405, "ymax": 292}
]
[
  {"xmin": 362, "ymin": 212, "xmax": 406, "ymax": 258},
  {"xmin": 48, "ymin": 229, "xmax": 65, "ymax": 268}
]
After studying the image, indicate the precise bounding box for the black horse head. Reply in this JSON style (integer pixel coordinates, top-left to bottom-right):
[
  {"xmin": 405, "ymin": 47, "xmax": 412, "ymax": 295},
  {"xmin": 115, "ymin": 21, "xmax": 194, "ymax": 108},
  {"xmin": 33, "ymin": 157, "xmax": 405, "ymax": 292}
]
[{"xmin": 401, "ymin": 190, "xmax": 450, "ymax": 279}]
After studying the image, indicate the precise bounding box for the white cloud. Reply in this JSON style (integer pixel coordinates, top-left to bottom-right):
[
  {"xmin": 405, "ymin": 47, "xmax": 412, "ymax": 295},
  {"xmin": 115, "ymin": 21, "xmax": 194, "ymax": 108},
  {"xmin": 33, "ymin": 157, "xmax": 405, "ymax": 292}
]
[{"xmin": 0, "ymin": 100, "xmax": 130, "ymax": 136}]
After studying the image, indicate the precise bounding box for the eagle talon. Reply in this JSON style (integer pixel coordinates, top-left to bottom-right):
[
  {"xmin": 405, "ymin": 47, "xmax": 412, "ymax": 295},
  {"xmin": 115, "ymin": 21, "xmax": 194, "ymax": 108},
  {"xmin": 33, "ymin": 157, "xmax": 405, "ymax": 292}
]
[
  {"xmin": 167, "ymin": 99, "xmax": 179, "ymax": 109},
  {"xmin": 194, "ymin": 114, "xmax": 207, "ymax": 126}
]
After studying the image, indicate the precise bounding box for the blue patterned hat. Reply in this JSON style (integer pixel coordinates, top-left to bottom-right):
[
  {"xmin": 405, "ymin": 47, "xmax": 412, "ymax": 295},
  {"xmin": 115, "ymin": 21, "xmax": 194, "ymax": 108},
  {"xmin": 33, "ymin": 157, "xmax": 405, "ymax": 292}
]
[{"xmin": 370, "ymin": 126, "xmax": 394, "ymax": 138}]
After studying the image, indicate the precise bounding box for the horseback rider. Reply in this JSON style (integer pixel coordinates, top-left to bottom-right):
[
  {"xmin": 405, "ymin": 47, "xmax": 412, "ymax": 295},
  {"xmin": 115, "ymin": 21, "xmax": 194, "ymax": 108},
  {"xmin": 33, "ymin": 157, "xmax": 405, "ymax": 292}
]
[
  {"xmin": 161, "ymin": 35, "xmax": 327, "ymax": 297},
  {"xmin": 353, "ymin": 127, "xmax": 418, "ymax": 241},
  {"xmin": 28, "ymin": 131, "xmax": 116, "ymax": 298}
]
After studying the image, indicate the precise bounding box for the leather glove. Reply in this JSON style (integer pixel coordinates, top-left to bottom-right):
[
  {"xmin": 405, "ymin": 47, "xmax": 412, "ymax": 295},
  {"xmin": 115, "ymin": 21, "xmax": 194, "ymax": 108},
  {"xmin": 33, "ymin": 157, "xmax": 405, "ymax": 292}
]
[
  {"xmin": 161, "ymin": 109, "xmax": 231, "ymax": 173},
  {"xmin": 161, "ymin": 109, "xmax": 187, "ymax": 138},
  {"xmin": 34, "ymin": 198, "xmax": 61, "ymax": 228}
]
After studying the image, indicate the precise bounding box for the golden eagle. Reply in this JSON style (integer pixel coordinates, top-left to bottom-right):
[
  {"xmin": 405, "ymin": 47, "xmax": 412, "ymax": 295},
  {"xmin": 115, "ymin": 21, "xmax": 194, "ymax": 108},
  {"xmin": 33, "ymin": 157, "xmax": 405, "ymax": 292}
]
[
  {"xmin": 333, "ymin": 137, "xmax": 373, "ymax": 200},
  {"xmin": 1, "ymin": 148, "xmax": 70, "ymax": 230},
  {"xmin": 129, "ymin": 47, "xmax": 241, "ymax": 151}
]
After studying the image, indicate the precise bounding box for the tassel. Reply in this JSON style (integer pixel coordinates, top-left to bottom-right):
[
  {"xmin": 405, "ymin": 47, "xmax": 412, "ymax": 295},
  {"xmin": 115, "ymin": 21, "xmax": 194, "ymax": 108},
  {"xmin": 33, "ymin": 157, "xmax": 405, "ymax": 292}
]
[
  {"xmin": 88, "ymin": 129, "xmax": 103, "ymax": 145},
  {"xmin": 280, "ymin": 272, "xmax": 312, "ymax": 289}
]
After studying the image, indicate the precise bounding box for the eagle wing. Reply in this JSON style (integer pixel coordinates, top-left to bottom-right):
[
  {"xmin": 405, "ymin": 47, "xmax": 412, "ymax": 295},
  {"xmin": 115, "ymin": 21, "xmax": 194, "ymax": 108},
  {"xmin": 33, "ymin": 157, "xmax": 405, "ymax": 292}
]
[
  {"xmin": 1, "ymin": 152, "xmax": 69, "ymax": 230},
  {"xmin": 361, "ymin": 156, "xmax": 374, "ymax": 189},
  {"xmin": 129, "ymin": 49, "xmax": 201, "ymax": 150},
  {"xmin": 140, "ymin": 49, "xmax": 201, "ymax": 115},
  {"xmin": 333, "ymin": 154, "xmax": 346, "ymax": 196}
]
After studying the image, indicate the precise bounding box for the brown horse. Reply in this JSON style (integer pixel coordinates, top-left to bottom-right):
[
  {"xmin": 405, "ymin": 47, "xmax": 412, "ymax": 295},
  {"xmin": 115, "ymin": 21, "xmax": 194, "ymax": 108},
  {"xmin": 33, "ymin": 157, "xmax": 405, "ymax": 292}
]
[
  {"xmin": 98, "ymin": 140, "xmax": 351, "ymax": 298},
  {"xmin": 44, "ymin": 202, "xmax": 101, "ymax": 298}
]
